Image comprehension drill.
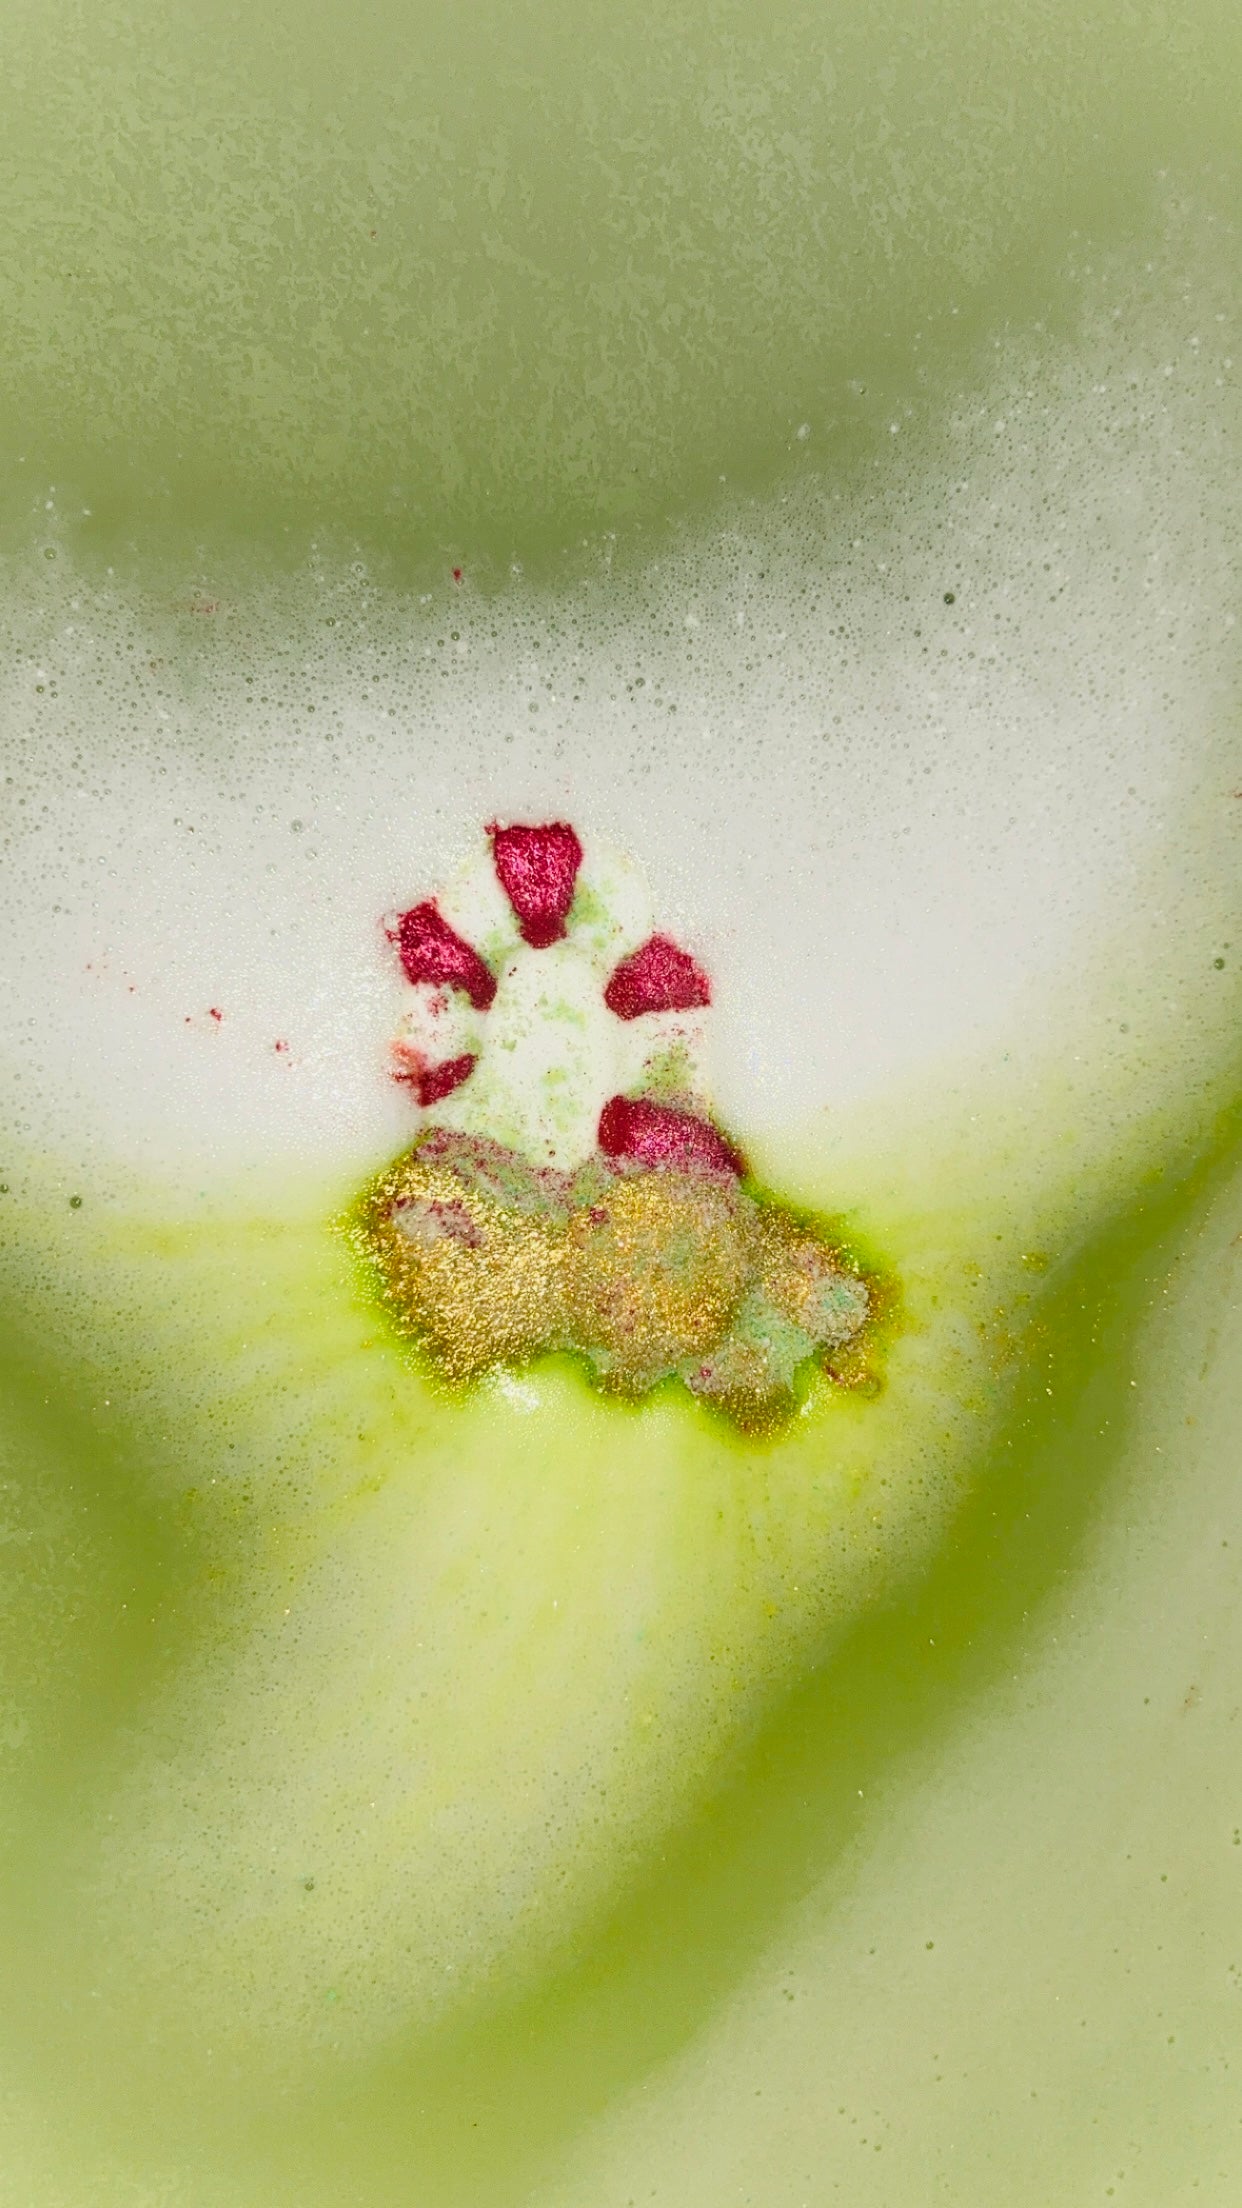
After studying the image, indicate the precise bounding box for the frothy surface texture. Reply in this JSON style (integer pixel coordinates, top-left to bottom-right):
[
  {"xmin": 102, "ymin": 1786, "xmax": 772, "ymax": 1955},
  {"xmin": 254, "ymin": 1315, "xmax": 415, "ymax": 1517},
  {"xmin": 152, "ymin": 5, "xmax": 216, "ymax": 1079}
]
[
  {"xmin": 0, "ymin": 187, "xmax": 1237, "ymax": 2196},
  {"xmin": 0, "ymin": 201, "xmax": 1237, "ymax": 1200}
]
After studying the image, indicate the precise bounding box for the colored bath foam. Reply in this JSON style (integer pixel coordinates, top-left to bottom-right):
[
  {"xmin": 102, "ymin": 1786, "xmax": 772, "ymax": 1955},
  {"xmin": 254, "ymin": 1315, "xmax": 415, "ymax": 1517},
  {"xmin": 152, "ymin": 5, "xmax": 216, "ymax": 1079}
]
[
  {"xmin": 0, "ymin": 2, "xmax": 1239, "ymax": 2204},
  {"xmin": 361, "ymin": 823, "xmax": 882, "ymax": 1428}
]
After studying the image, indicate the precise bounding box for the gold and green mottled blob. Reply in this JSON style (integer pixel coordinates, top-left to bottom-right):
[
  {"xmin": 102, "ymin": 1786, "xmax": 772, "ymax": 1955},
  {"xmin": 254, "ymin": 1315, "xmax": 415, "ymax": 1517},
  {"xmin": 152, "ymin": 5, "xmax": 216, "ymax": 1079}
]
[{"xmin": 351, "ymin": 1130, "xmax": 886, "ymax": 1430}]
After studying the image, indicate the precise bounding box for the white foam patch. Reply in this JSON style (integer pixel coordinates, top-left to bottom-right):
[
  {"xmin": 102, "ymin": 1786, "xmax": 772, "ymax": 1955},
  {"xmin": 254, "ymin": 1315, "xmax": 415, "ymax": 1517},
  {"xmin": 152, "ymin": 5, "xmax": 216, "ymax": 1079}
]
[
  {"xmin": 444, "ymin": 935, "xmax": 621, "ymax": 1167},
  {"xmin": 390, "ymin": 835, "xmax": 710, "ymax": 1170},
  {"xmin": 0, "ymin": 202, "xmax": 1236, "ymax": 1199}
]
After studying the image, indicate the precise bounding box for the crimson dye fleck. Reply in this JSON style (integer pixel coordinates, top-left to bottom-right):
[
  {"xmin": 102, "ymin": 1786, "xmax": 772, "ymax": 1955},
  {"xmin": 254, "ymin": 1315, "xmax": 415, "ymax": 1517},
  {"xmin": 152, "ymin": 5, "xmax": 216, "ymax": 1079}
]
[
  {"xmin": 598, "ymin": 1095, "xmax": 745, "ymax": 1177},
  {"xmin": 395, "ymin": 1052, "xmax": 479, "ymax": 1109},
  {"xmin": 395, "ymin": 902, "xmax": 497, "ymax": 1010},
  {"xmin": 604, "ymin": 934, "xmax": 712, "ymax": 1019},
  {"xmin": 490, "ymin": 822, "xmax": 583, "ymax": 948}
]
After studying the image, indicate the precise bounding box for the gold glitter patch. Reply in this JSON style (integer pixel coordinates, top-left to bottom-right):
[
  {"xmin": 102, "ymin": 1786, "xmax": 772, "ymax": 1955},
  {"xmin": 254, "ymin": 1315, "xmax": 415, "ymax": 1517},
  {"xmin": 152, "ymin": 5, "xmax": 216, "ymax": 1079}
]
[
  {"xmin": 755, "ymin": 1209, "xmax": 870, "ymax": 1343},
  {"xmin": 355, "ymin": 1147, "xmax": 567, "ymax": 1383},
  {"xmin": 350, "ymin": 1131, "xmax": 889, "ymax": 1433},
  {"xmin": 564, "ymin": 1175, "xmax": 750, "ymax": 1386}
]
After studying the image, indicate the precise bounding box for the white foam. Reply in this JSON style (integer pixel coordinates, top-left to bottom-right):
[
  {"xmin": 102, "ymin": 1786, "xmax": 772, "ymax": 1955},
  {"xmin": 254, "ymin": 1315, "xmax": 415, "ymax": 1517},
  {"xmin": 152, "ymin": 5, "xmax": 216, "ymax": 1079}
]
[
  {"xmin": 0, "ymin": 200, "xmax": 1235, "ymax": 1200},
  {"xmin": 390, "ymin": 834, "xmax": 712, "ymax": 1169}
]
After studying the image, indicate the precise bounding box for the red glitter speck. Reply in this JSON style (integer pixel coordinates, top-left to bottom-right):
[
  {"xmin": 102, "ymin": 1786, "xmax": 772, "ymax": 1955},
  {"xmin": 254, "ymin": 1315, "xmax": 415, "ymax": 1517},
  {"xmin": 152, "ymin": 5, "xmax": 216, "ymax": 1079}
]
[
  {"xmin": 274, "ymin": 1039, "xmax": 289, "ymax": 1054},
  {"xmin": 489, "ymin": 821, "xmax": 583, "ymax": 948},
  {"xmin": 208, "ymin": 1006, "xmax": 224, "ymax": 1022},
  {"xmin": 452, "ymin": 567, "xmax": 463, "ymax": 583},
  {"xmin": 598, "ymin": 1095, "xmax": 744, "ymax": 1177},
  {"xmin": 604, "ymin": 934, "xmax": 711, "ymax": 1019},
  {"xmin": 394, "ymin": 1051, "xmax": 478, "ymax": 1109},
  {"xmin": 394, "ymin": 902, "xmax": 496, "ymax": 1010}
]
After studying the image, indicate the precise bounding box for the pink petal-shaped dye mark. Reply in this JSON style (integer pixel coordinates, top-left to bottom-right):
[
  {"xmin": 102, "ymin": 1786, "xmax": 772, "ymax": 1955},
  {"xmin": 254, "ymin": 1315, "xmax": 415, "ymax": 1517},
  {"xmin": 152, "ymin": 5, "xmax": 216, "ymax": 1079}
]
[
  {"xmin": 604, "ymin": 934, "xmax": 712, "ymax": 1019},
  {"xmin": 393, "ymin": 1047, "xmax": 478, "ymax": 1109},
  {"xmin": 395, "ymin": 902, "xmax": 497, "ymax": 1011},
  {"xmin": 489, "ymin": 822, "xmax": 583, "ymax": 948},
  {"xmin": 598, "ymin": 1095, "xmax": 744, "ymax": 1177}
]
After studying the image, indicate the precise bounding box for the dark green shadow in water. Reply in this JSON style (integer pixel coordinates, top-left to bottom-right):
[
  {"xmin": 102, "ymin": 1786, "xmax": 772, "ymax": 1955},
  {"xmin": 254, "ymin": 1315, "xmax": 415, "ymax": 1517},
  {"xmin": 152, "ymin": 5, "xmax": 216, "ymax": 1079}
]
[{"xmin": 0, "ymin": 0, "xmax": 1237, "ymax": 578}]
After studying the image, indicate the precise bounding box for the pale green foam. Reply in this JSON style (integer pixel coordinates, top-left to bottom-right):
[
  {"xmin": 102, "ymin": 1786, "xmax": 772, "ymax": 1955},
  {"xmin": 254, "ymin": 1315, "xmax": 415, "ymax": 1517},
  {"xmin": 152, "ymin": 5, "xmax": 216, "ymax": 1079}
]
[
  {"xmin": 0, "ymin": 992, "xmax": 1235, "ymax": 2109},
  {"xmin": 440, "ymin": 940, "xmax": 626, "ymax": 1168},
  {"xmin": 541, "ymin": 1137, "xmax": 1242, "ymax": 2208},
  {"xmin": 2, "ymin": 1093, "xmax": 1239, "ymax": 2205},
  {"xmin": 0, "ymin": 1154, "xmax": 931, "ymax": 2072}
]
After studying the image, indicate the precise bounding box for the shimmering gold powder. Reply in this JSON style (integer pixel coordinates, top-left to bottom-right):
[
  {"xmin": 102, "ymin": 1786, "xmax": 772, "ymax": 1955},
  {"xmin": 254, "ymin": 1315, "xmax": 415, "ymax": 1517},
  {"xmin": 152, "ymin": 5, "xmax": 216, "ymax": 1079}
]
[
  {"xmin": 355, "ymin": 1148, "xmax": 567, "ymax": 1383},
  {"xmin": 756, "ymin": 1209, "xmax": 869, "ymax": 1342},
  {"xmin": 564, "ymin": 1176, "xmax": 750, "ymax": 1385},
  {"xmin": 350, "ymin": 1130, "xmax": 887, "ymax": 1433}
]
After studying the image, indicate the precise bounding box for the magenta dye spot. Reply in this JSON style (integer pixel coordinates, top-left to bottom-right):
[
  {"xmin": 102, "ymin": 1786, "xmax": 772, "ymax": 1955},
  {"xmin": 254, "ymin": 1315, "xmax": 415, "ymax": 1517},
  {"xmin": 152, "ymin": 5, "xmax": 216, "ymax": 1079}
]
[
  {"xmin": 397, "ymin": 1195, "xmax": 485, "ymax": 1249},
  {"xmin": 598, "ymin": 1095, "xmax": 745, "ymax": 1178},
  {"xmin": 604, "ymin": 934, "xmax": 712, "ymax": 1019},
  {"xmin": 490, "ymin": 822, "xmax": 583, "ymax": 948},
  {"xmin": 395, "ymin": 902, "xmax": 496, "ymax": 1010},
  {"xmin": 395, "ymin": 1051, "xmax": 478, "ymax": 1109}
]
